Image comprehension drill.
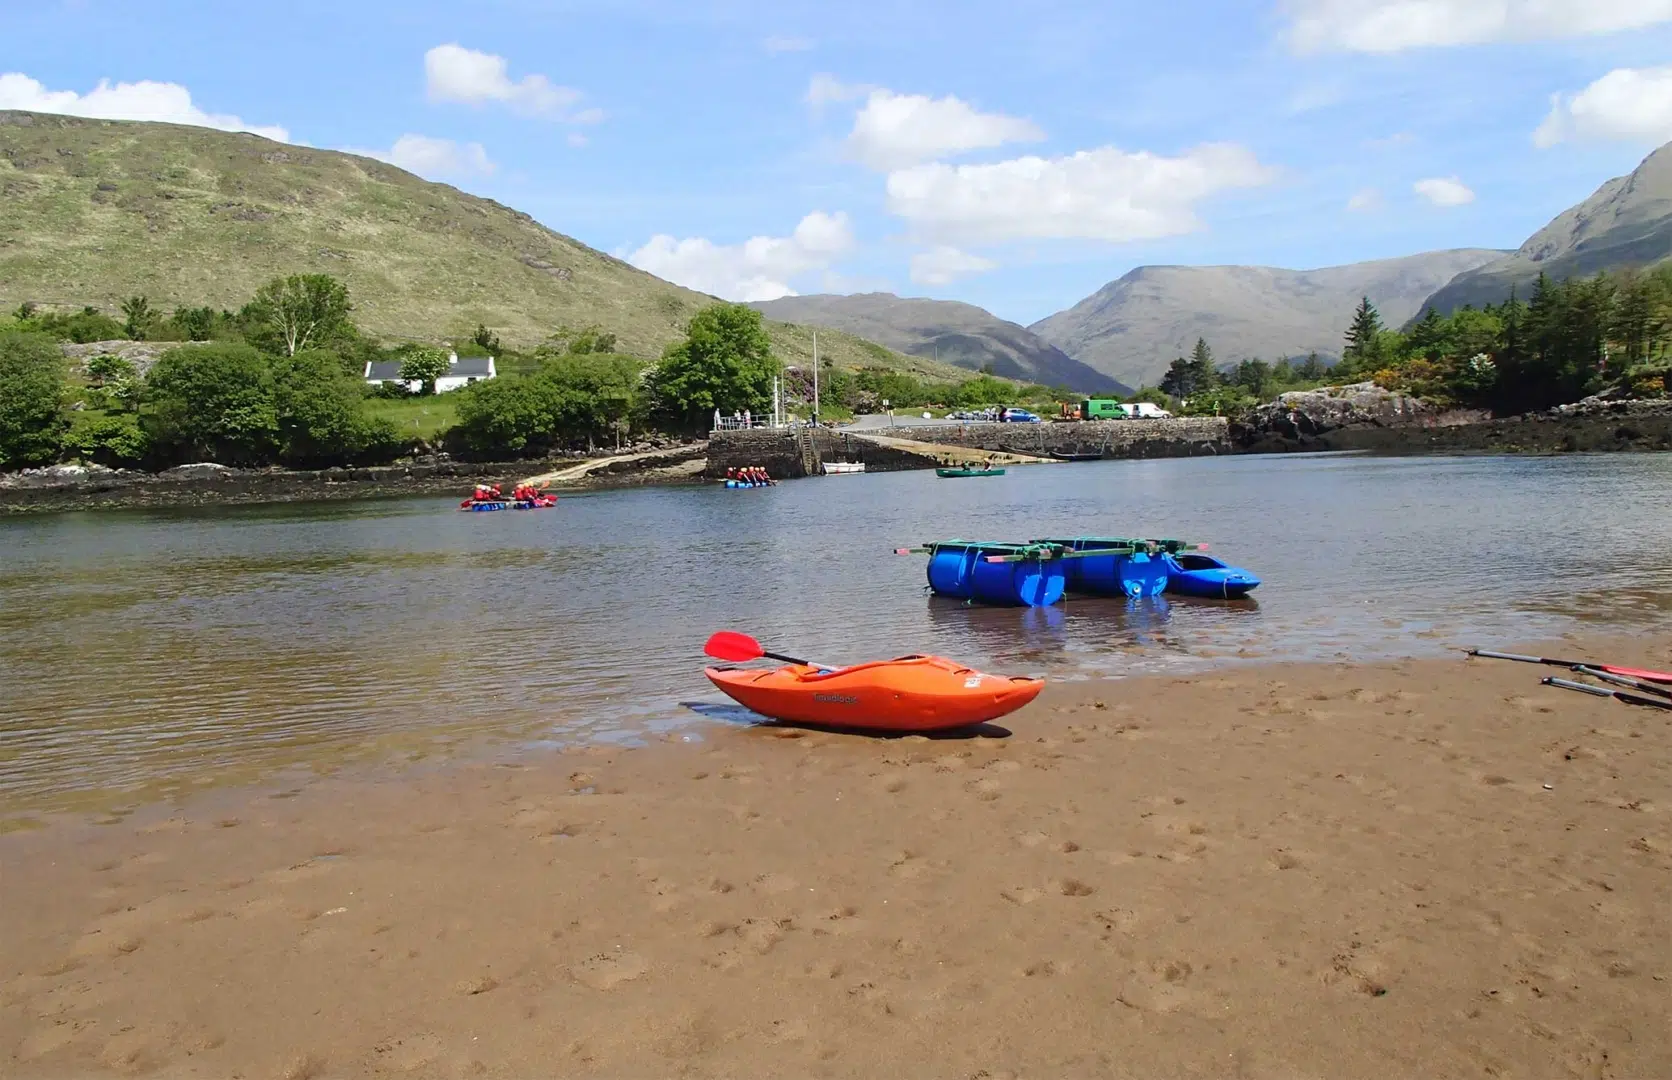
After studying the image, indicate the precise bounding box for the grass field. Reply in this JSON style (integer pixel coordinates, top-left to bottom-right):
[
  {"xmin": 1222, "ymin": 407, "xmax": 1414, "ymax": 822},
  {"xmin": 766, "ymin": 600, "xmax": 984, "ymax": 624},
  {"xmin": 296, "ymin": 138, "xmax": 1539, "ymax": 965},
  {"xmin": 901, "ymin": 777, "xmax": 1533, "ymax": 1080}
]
[{"xmin": 364, "ymin": 396, "xmax": 460, "ymax": 440}]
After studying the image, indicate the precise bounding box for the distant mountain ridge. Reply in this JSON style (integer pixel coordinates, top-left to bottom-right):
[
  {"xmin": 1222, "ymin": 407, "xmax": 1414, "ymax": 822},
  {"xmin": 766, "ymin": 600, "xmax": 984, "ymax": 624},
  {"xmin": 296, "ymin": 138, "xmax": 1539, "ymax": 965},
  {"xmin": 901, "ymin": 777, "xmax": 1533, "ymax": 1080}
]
[
  {"xmin": 1420, "ymin": 140, "xmax": 1672, "ymax": 316},
  {"xmin": 748, "ymin": 293, "xmax": 1131, "ymax": 395},
  {"xmin": 1028, "ymin": 250, "xmax": 1508, "ymax": 390}
]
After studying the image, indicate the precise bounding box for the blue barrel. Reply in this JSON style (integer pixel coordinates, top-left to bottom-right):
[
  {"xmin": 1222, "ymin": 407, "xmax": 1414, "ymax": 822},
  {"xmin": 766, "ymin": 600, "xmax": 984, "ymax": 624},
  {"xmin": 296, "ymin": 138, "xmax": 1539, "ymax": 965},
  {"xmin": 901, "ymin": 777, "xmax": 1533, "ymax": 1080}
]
[
  {"xmin": 1045, "ymin": 538, "xmax": 1169, "ymax": 598},
  {"xmin": 925, "ymin": 543, "xmax": 1066, "ymax": 607}
]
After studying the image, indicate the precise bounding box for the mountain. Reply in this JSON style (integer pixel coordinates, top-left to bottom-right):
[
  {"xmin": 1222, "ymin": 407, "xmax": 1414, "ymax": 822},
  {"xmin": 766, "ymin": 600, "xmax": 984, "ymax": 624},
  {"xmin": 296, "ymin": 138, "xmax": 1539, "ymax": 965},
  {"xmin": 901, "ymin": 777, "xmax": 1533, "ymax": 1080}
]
[
  {"xmin": 748, "ymin": 293, "xmax": 1131, "ymax": 394},
  {"xmin": 0, "ymin": 110, "xmax": 978, "ymax": 383},
  {"xmin": 1420, "ymin": 141, "xmax": 1672, "ymax": 316},
  {"xmin": 1029, "ymin": 250, "xmax": 1508, "ymax": 390}
]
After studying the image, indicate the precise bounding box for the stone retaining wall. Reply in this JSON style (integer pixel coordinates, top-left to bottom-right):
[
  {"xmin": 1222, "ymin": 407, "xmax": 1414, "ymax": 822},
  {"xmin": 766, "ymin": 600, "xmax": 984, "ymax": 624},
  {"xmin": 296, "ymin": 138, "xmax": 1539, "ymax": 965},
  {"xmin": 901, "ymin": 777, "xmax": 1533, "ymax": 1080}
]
[{"xmin": 876, "ymin": 418, "xmax": 1230, "ymax": 459}]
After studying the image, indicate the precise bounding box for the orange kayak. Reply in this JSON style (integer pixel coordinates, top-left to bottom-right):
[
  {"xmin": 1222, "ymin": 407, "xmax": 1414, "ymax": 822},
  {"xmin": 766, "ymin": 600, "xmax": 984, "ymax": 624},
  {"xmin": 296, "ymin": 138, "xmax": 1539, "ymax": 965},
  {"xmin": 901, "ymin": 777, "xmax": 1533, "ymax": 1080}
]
[{"xmin": 704, "ymin": 654, "xmax": 1044, "ymax": 732}]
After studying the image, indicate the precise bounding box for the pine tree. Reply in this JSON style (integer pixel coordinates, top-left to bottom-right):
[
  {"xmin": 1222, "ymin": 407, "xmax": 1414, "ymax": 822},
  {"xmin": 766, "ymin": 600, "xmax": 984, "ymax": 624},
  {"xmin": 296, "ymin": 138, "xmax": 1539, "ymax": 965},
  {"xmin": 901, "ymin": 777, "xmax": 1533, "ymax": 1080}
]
[
  {"xmin": 1342, "ymin": 296, "xmax": 1382, "ymax": 372},
  {"xmin": 1187, "ymin": 337, "xmax": 1218, "ymax": 389}
]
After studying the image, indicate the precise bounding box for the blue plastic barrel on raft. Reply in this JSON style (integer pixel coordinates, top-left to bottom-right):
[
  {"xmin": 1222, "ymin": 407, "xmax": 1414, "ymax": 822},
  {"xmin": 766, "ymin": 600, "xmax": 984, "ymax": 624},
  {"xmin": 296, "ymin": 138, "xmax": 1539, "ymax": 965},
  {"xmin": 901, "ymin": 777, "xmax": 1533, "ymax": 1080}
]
[
  {"xmin": 924, "ymin": 542, "xmax": 1066, "ymax": 607},
  {"xmin": 1038, "ymin": 537, "xmax": 1169, "ymax": 599}
]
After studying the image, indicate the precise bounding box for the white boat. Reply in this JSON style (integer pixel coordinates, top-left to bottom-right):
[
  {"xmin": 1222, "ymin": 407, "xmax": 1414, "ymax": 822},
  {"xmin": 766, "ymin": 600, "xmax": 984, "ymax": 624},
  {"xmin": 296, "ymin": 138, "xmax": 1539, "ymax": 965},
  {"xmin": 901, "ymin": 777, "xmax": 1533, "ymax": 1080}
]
[{"xmin": 821, "ymin": 461, "xmax": 866, "ymax": 475}]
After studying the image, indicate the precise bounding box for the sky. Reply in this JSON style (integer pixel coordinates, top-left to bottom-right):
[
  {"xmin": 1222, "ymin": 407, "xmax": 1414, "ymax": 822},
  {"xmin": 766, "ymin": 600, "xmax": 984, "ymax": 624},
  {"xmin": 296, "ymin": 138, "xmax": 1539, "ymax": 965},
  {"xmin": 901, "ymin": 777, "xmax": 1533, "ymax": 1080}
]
[{"xmin": 5, "ymin": 0, "xmax": 1672, "ymax": 326}]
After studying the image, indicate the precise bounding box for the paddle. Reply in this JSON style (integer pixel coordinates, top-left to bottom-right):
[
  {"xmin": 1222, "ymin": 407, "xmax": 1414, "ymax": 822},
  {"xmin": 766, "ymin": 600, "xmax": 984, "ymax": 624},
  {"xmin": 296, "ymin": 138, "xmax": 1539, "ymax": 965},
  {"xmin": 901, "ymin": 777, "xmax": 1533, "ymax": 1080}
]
[
  {"xmin": 1541, "ymin": 676, "xmax": 1672, "ymax": 711},
  {"xmin": 1573, "ymin": 666, "xmax": 1672, "ymax": 700},
  {"xmin": 1467, "ymin": 649, "xmax": 1672, "ymax": 685},
  {"xmin": 704, "ymin": 631, "xmax": 823, "ymax": 668}
]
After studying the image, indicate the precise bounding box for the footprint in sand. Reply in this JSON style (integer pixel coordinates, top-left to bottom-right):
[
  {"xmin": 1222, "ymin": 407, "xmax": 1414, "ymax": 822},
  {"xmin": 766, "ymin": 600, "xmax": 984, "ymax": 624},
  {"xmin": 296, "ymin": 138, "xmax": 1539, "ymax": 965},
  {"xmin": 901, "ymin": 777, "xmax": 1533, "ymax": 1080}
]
[
  {"xmin": 1000, "ymin": 885, "xmax": 1044, "ymax": 905},
  {"xmin": 571, "ymin": 951, "xmax": 649, "ymax": 990},
  {"xmin": 750, "ymin": 873, "xmax": 797, "ymax": 894}
]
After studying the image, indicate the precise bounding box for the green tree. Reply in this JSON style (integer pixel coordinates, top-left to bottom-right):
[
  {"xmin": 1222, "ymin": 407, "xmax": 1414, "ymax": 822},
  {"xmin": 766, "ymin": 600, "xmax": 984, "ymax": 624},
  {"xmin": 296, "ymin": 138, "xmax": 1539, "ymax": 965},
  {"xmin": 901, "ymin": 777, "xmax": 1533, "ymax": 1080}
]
[
  {"xmin": 1341, "ymin": 296, "xmax": 1384, "ymax": 374},
  {"xmin": 398, "ymin": 347, "xmax": 453, "ymax": 396},
  {"xmin": 1298, "ymin": 351, "xmax": 1326, "ymax": 381},
  {"xmin": 245, "ymin": 274, "xmax": 353, "ymax": 356},
  {"xmin": 1231, "ymin": 358, "xmax": 1273, "ymax": 400},
  {"xmin": 121, "ymin": 296, "xmax": 154, "ymax": 340},
  {"xmin": 169, "ymin": 306, "xmax": 218, "ymax": 342},
  {"xmin": 472, "ymin": 323, "xmax": 503, "ymax": 354},
  {"xmin": 271, "ymin": 349, "xmax": 400, "ymax": 467},
  {"xmin": 64, "ymin": 413, "xmax": 149, "ymax": 467},
  {"xmin": 543, "ymin": 324, "xmax": 618, "ymax": 356},
  {"xmin": 142, "ymin": 343, "xmax": 279, "ymax": 465},
  {"xmin": 84, "ymin": 353, "xmax": 137, "ymax": 387},
  {"xmin": 0, "ymin": 330, "xmax": 68, "ymax": 469},
  {"xmin": 645, "ymin": 303, "xmax": 777, "ymax": 431}
]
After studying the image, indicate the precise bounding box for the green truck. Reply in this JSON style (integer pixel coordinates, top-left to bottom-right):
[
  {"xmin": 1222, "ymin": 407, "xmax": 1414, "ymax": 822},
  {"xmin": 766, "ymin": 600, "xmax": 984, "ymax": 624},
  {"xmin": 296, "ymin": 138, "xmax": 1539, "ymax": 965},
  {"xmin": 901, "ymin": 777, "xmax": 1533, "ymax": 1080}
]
[{"xmin": 1081, "ymin": 398, "xmax": 1127, "ymax": 419}]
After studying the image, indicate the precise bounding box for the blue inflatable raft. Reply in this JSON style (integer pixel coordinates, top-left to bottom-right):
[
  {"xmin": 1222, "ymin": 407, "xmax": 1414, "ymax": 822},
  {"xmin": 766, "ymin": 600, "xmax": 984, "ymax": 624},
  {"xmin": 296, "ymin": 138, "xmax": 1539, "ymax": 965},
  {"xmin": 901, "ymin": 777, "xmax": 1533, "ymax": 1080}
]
[
  {"xmin": 1032, "ymin": 536, "xmax": 1173, "ymax": 599},
  {"xmin": 922, "ymin": 540, "xmax": 1066, "ymax": 607},
  {"xmin": 1162, "ymin": 553, "xmax": 1261, "ymax": 598}
]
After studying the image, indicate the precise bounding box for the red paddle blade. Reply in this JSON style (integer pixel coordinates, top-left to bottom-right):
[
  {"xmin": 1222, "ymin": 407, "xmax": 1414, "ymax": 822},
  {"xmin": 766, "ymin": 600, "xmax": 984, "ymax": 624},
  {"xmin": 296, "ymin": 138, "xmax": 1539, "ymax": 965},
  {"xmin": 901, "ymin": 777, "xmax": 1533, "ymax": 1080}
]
[
  {"xmin": 1598, "ymin": 664, "xmax": 1672, "ymax": 685},
  {"xmin": 704, "ymin": 631, "xmax": 765, "ymax": 663}
]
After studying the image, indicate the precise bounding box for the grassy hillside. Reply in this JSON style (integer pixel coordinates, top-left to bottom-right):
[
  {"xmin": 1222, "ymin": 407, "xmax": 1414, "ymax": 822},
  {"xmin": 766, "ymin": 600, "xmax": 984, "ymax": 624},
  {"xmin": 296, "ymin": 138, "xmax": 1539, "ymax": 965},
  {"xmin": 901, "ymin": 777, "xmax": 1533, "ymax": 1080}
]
[{"xmin": 0, "ymin": 110, "xmax": 982, "ymax": 384}]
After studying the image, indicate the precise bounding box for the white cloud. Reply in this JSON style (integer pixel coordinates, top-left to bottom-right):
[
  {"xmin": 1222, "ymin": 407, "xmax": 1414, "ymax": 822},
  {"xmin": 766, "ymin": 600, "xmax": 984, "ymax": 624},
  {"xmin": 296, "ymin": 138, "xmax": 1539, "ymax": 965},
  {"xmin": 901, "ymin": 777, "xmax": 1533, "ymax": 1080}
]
[
  {"xmin": 424, "ymin": 43, "xmax": 596, "ymax": 121},
  {"xmin": 1413, "ymin": 175, "xmax": 1475, "ymax": 206},
  {"xmin": 567, "ymin": 131, "xmax": 589, "ymax": 148},
  {"xmin": 910, "ymin": 246, "xmax": 998, "ymax": 286},
  {"xmin": 1283, "ymin": 0, "xmax": 1672, "ymax": 53},
  {"xmin": 806, "ymin": 73, "xmax": 868, "ymax": 107},
  {"xmin": 0, "ymin": 72, "xmax": 288, "ymax": 141},
  {"xmin": 846, "ymin": 89, "xmax": 1044, "ymax": 171},
  {"xmin": 1346, "ymin": 187, "xmax": 1383, "ymax": 212},
  {"xmin": 627, "ymin": 211, "xmax": 856, "ymax": 302},
  {"xmin": 1534, "ymin": 65, "xmax": 1672, "ymax": 147},
  {"xmin": 884, "ymin": 143, "xmax": 1277, "ymax": 244},
  {"xmin": 763, "ymin": 35, "xmax": 814, "ymax": 53},
  {"xmin": 345, "ymin": 134, "xmax": 495, "ymax": 179}
]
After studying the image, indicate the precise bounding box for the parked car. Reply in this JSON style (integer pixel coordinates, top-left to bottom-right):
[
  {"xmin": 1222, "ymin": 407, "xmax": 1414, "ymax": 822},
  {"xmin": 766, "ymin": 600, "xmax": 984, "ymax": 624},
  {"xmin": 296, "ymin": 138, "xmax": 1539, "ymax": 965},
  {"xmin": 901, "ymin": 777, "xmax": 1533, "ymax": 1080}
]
[{"xmin": 1000, "ymin": 408, "xmax": 1042, "ymax": 423}]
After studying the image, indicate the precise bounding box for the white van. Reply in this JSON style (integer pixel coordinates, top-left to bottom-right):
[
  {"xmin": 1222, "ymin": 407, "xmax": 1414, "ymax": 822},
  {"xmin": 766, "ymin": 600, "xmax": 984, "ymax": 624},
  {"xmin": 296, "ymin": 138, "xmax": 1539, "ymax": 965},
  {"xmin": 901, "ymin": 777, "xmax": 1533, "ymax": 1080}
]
[{"xmin": 1115, "ymin": 402, "xmax": 1173, "ymax": 419}]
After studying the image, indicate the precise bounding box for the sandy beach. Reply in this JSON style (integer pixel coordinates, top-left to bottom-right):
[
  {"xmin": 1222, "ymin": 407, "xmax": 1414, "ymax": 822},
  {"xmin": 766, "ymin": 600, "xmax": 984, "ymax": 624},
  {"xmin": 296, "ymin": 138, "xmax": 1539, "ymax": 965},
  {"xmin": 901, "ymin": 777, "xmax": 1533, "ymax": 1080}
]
[{"xmin": 3, "ymin": 640, "xmax": 1669, "ymax": 1079}]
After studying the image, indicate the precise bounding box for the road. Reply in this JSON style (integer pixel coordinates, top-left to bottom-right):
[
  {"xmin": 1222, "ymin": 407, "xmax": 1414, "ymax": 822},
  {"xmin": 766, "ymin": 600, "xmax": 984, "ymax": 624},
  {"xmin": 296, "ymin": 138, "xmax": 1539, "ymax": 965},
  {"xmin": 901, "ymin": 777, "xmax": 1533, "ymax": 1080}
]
[{"xmin": 838, "ymin": 413, "xmax": 997, "ymax": 431}]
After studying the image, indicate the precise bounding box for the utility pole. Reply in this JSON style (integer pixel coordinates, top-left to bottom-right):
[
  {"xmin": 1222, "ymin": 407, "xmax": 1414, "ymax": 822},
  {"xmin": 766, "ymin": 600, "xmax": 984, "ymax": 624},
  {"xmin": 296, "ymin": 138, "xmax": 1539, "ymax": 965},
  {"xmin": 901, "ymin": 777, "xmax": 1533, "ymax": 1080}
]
[{"xmin": 812, "ymin": 330, "xmax": 820, "ymax": 426}]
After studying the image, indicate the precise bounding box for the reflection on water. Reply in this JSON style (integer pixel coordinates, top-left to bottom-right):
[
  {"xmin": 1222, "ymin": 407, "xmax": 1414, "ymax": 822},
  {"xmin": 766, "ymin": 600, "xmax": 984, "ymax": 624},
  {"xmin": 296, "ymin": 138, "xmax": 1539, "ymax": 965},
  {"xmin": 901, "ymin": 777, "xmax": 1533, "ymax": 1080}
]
[{"xmin": 3, "ymin": 451, "xmax": 1671, "ymax": 823}]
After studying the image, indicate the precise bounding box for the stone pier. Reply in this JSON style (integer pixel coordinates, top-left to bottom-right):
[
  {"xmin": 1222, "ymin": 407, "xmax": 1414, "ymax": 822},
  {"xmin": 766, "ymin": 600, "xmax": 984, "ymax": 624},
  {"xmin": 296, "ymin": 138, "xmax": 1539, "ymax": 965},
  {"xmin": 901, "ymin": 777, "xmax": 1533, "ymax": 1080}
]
[{"xmin": 706, "ymin": 417, "xmax": 1230, "ymax": 479}]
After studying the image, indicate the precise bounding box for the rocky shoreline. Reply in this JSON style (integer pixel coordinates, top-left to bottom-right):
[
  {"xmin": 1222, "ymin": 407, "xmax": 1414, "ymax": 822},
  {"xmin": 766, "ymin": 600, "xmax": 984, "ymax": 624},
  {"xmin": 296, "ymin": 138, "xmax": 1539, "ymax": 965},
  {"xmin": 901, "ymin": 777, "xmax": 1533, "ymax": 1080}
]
[
  {"xmin": 6, "ymin": 389, "xmax": 1671, "ymax": 512},
  {"xmin": 0, "ymin": 446, "xmax": 708, "ymax": 514},
  {"xmin": 1230, "ymin": 383, "xmax": 1672, "ymax": 455}
]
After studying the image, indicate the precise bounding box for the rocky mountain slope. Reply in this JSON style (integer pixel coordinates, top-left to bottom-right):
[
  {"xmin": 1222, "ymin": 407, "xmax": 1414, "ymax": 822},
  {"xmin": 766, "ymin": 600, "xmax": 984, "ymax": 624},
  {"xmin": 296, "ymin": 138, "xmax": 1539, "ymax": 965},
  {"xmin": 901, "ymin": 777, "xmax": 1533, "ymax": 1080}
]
[
  {"xmin": 1029, "ymin": 250, "xmax": 1506, "ymax": 390},
  {"xmin": 0, "ymin": 110, "xmax": 976, "ymax": 382},
  {"xmin": 1420, "ymin": 140, "xmax": 1672, "ymax": 316},
  {"xmin": 749, "ymin": 293, "xmax": 1130, "ymax": 394}
]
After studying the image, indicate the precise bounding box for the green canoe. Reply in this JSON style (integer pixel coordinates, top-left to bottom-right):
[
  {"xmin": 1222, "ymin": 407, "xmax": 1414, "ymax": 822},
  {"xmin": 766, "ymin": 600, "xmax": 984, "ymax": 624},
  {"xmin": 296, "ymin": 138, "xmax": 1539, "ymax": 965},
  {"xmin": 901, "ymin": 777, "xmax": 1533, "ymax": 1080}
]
[{"xmin": 936, "ymin": 467, "xmax": 1006, "ymax": 478}]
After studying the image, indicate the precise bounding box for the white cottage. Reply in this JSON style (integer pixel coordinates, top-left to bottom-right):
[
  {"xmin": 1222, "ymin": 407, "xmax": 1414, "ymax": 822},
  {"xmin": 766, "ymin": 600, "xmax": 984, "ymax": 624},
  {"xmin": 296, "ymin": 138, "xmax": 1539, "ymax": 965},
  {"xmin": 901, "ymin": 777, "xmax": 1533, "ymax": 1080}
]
[{"xmin": 364, "ymin": 351, "xmax": 496, "ymax": 394}]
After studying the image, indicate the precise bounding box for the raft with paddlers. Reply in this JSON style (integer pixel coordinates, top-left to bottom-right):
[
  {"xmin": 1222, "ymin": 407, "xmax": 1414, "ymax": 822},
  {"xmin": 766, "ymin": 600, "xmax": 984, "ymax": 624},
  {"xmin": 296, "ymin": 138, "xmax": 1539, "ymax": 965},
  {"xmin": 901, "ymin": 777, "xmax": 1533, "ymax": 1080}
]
[
  {"xmin": 458, "ymin": 482, "xmax": 558, "ymax": 511},
  {"xmin": 701, "ymin": 631, "xmax": 1044, "ymax": 733},
  {"xmin": 721, "ymin": 466, "xmax": 777, "ymax": 488}
]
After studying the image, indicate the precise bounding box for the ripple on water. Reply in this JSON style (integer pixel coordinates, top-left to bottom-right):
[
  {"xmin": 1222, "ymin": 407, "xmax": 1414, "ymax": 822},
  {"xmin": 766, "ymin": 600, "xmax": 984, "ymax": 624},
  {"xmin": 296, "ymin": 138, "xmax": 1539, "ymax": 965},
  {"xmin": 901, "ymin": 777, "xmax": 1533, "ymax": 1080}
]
[{"xmin": 2, "ymin": 451, "xmax": 1671, "ymax": 820}]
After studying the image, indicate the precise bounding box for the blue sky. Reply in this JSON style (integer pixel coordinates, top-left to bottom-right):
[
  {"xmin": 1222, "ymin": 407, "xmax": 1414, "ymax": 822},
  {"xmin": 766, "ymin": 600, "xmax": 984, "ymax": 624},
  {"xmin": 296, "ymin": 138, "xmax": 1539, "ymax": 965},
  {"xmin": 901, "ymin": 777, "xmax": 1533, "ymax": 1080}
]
[{"xmin": 6, "ymin": 0, "xmax": 1672, "ymax": 325}]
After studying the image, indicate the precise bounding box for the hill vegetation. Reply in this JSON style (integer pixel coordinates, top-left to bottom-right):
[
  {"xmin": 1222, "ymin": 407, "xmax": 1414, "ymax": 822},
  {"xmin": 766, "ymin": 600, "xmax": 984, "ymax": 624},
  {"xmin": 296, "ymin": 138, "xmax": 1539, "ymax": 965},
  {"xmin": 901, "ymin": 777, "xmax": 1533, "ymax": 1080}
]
[
  {"xmin": 1157, "ymin": 264, "xmax": 1672, "ymax": 418},
  {"xmin": 1420, "ymin": 140, "xmax": 1672, "ymax": 317},
  {"xmin": 0, "ymin": 109, "xmax": 978, "ymax": 386},
  {"xmin": 0, "ymin": 273, "xmax": 1076, "ymax": 473}
]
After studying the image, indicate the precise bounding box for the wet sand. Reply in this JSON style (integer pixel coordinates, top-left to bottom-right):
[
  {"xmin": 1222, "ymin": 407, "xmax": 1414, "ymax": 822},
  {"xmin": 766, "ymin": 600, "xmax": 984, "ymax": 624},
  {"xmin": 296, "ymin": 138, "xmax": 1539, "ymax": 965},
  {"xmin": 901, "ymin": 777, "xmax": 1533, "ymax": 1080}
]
[{"xmin": 3, "ymin": 642, "xmax": 1669, "ymax": 1079}]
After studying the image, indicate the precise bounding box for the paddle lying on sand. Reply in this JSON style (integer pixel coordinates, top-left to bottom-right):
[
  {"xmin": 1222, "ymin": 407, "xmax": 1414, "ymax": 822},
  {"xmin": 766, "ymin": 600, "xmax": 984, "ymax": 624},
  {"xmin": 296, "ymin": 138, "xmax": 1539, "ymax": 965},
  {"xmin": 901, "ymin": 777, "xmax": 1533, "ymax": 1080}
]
[
  {"xmin": 1466, "ymin": 649, "xmax": 1672, "ymax": 685},
  {"xmin": 704, "ymin": 630, "xmax": 826, "ymax": 669},
  {"xmin": 1541, "ymin": 676, "xmax": 1672, "ymax": 711},
  {"xmin": 1574, "ymin": 666, "xmax": 1672, "ymax": 700}
]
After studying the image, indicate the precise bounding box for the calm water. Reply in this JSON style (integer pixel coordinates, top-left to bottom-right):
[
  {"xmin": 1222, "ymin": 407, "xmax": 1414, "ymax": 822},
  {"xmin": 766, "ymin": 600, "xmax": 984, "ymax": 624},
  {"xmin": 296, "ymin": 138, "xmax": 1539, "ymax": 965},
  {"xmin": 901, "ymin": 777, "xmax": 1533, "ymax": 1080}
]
[{"xmin": 4, "ymin": 452, "xmax": 1672, "ymax": 824}]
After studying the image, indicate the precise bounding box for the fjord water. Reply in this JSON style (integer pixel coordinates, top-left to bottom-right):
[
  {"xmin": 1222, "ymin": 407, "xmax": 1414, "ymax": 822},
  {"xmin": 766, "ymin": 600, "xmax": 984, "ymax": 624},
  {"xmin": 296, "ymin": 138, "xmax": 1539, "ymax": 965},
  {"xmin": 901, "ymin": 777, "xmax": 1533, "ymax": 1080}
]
[{"xmin": 3, "ymin": 451, "xmax": 1671, "ymax": 824}]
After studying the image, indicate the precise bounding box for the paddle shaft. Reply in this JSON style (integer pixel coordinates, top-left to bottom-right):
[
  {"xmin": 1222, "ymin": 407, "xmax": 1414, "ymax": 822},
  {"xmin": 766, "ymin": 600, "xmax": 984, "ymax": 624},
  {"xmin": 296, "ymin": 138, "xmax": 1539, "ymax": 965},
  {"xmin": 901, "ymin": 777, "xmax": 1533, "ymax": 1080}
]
[
  {"xmin": 1575, "ymin": 666, "xmax": 1672, "ymax": 699},
  {"xmin": 1543, "ymin": 676, "xmax": 1672, "ymax": 711},
  {"xmin": 1469, "ymin": 649, "xmax": 1672, "ymax": 684}
]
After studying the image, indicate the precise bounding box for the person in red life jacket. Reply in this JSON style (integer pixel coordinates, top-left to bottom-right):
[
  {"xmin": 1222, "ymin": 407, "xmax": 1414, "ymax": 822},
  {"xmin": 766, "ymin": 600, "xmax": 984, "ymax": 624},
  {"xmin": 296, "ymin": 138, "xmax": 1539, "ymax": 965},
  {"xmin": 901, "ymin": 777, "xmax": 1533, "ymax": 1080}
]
[{"xmin": 489, "ymin": 483, "xmax": 503, "ymax": 501}]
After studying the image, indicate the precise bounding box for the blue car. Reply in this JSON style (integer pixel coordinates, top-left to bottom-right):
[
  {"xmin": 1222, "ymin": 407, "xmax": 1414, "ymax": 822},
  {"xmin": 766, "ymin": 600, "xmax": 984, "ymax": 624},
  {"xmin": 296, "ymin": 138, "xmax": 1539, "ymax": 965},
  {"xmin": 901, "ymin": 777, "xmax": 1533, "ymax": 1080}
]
[{"xmin": 1000, "ymin": 408, "xmax": 1041, "ymax": 423}]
